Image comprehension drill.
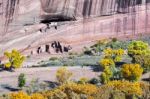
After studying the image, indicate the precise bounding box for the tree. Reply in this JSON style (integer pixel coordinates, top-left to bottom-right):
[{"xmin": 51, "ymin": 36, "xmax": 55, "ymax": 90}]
[{"xmin": 4, "ymin": 49, "xmax": 25, "ymax": 70}]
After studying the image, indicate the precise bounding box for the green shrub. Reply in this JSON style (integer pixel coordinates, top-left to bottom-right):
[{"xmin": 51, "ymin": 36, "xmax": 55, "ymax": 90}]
[
  {"xmin": 106, "ymin": 40, "xmax": 129, "ymax": 50},
  {"xmin": 18, "ymin": 73, "xmax": 26, "ymax": 88}
]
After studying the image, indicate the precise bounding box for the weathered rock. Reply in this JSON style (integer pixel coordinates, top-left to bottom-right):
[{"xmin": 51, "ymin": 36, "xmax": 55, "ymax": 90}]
[{"xmin": 0, "ymin": 0, "xmax": 150, "ymax": 56}]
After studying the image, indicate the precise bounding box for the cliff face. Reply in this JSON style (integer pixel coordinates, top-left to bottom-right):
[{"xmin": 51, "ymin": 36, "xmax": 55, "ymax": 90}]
[
  {"xmin": 0, "ymin": 0, "xmax": 149, "ymax": 33},
  {"xmin": 0, "ymin": 0, "xmax": 40, "ymax": 35},
  {"xmin": 0, "ymin": 0, "xmax": 150, "ymax": 56},
  {"xmin": 40, "ymin": 0, "xmax": 149, "ymax": 19}
]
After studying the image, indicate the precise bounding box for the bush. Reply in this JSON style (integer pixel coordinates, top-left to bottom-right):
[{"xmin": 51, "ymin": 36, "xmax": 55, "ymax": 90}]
[
  {"xmin": 140, "ymin": 82, "xmax": 150, "ymax": 99},
  {"xmin": 96, "ymin": 80, "xmax": 143, "ymax": 99},
  {"xmin": 10, "ymin": 91, "xmax": 30, "ymax": 99},
  {"xmin": 56, "ymin": 67, "xmax": 73, "ymax": 84},
  {"xmin": 40, "ymin": 82, "xmax": 98, "ymax": 99},
  {"xmin": 91, "ymin": 39, "xmax": 108, "ymax": 53},
  {"xmin": 78, "ymin": 77, "xmax": 89, "ymax": 84},
  {"xmin": 100, "ymin": 66, "xmax": 113, "ymax": 84},
  {"xmin": 106, "ymin": 40, "xmax": 129, "ymax": 50},
  {"xmin": 18, "ymin": 73, "xmax": 26, "ymax": 88},
  {"xmin": 128, "ymin": 41, "xmax": 149, "ymax": 58},
  {"xmin": 100, "ymin": 58, "xmax": 115, "ymax": 68},
  {"xmin": 121, "ymin": 64, "xmax": 143, "ymax": 81},
  {"xmin": 99, "ymin": 48, "xmax": 124, "ymax": 83},
  {"xmin": 133, "ymin": 55, "xmax": 150, "ymax": 72},
  {"xmin": 103, "ymin": 48, "xmax": 124, "ymax": 62},
  {"xmin": 31, "ymin": 93, "xmax": 45, "ymax": 99},
  {"xmin": 8, "ymin": 81, "xmax": 150, "ymax": 99},
  {"xmin": 4, "ymin": 49, "xmax": 25, "ymax": 70},
  {"xmin": 25, "ymin": 79, "xmax": 48, "ymax": 94}
]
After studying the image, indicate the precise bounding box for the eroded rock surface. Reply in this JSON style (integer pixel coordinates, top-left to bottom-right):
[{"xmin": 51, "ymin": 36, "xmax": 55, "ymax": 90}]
[{"xmin": 0, "ymin": 0, "xmax": 150, "ymax": 56}]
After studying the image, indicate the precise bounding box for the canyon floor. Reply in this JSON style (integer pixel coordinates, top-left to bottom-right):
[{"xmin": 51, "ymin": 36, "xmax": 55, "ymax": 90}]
[
  {"xmin": 0, "ymin": 66, "xmax": 149, "ymax": 94},
  {"xmin": 0, "ymin": 66, "xmax": 100, "ymax": 94}
]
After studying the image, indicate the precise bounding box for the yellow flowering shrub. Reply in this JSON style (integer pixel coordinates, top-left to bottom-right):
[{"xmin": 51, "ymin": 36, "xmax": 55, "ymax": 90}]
[
  {"xmin": 4, "ymin": 49, "xmax": 25, "ymax": 69},
  {"xmin": 78, "ymin": 77, "xmax": 89, "ymax": 84},
  {"xmin": 56, "ymin": 67, "xmax": 73, "ymax": 84},
  {"xmin": 59, "ymin": 82, "xmax": 98, "ymax": 95},
  {"xmin": 103, "ymin": 48, "xmax": 124, "ymax": 62},
  {"xmin": 40, "ymin": 82, "xmax": 97, "ymax": 99},
  {"xmin": 100, "ymin": 58, "xmax": 115, "ymax": 68},
  {"xmin": 128, "ymin": 41, "xmax": 149, "ymax": 56},
  {"xmin": 121, "ymin": 64, "xmax": 143, "ymax": 81},
  {"xmin": 96, "ymin": 80, "xmax": 143, "ymax": 99},
  {"xmin": 10, "ymin": 91, "xmax": 30, "ymax": 99},
  {"xmin": 100, "ymin": 66, "xmax": 113, "ymax": 84},
  {"xmin": 31, "ymin": 93, "xmax": 45, "ymax": 99},
  {"xmin": 114, "ymin": 49, "xmax": 124, "ymax": 56},
  {"xmin": 104, "ymin": 48, "xmax": 113, "ymax": 57},
  {"xmin": 106, "ymin": 81, "xmax": 142, "ymax": 96},
  {"xmin": 8, "ymin": 82, "xmax": 150, "ymax": 99},
  {"xmin": 41, "ymin": 88, "xmax": 67, "ymax": 99}
]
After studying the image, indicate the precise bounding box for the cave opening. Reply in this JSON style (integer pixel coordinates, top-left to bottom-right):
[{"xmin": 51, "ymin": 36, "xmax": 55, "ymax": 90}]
[{"xmin": 40, "ymin": 15, "xmax": 76, "ymax": 24}]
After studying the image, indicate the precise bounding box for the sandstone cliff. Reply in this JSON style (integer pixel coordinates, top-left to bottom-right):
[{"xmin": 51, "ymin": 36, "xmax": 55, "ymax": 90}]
[{"xmin": 0, "ymin": 0, "xmax": 150, "ymax": 56}]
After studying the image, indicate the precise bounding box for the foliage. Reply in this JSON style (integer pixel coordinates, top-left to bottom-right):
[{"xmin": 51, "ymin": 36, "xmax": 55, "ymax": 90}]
[
  {"xmin": 56, "ymin": 67, "xmax": 73, "ymax": 84},
  {"xmin": 104, "ymin": 48, "xmax": 124, "ymax": 62},
  {"xmin": 4, "ymin": 49, "xmax": 25, "ymax": 70},
  {"xmin": 133, "ymin": 55, "xmax": 150, "ymax": 72},
  {"xmin": 91, "ymin": 39, "xmax": 110, "ymax": 53},
  {"xmin": 100, "ymin": 66, "xmax": 113, "ymax": 84},
  {"xmin": 31, "ymin": 93, "xmax": 45, "ymax": 99},
  {"xmin": 78, "ymin": 77, "xmax": 89, "ymax": 84},
  {"xmin": 100, "ymin": 58, "xmax": 115, "ymax": 68},
  {"xmin": 25, "ymin": 79, "xmax": 48, "ymax": 94},
  {"xmin": 106, "ymin": 40, "xmax": 129, "ymax": 50},
  {"xmin": 8, "ymin": 81, "xmax": 150, "ymax": 99},
  {"xmin": 128, "ymin": 41, "xmax": 149, "ymax": 57},
  {"xmin": 18, "ymin": 73, "xmax": 26, "ymax": 88},
  {"xmin": 10, "ymin": 91, "xmax": 30, "ymax": 99},
  {"xmin": 96, "ymin": 81, "xmax": 143, "ymax": 99},
  {"xmin": 121, "ymin": 64, "xmax": 143, "ymax": 81},
  {"xmin": 140, "ymin": 82, "xmax": 150, "ymax": 99},
  {"xmin": 99, "ymin": 48, "xmax": 124, "ymax": 83},
  {"xmin": 39, "ymin": 82, "xmax": 98, "ymax": 99}
]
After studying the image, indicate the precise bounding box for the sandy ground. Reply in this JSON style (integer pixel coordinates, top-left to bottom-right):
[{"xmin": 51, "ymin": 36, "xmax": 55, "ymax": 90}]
[
  {"xmin": 0, "ymin": 66, "xmax": 100, "ymax": 94},
  {"xmin": 0, "ymin": 66, "xmax": 149, "ymax": 94}
]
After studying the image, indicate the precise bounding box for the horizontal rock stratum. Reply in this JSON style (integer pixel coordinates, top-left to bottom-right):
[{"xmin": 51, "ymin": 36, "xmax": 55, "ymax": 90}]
[{"xmin": 0, "ymin": 0, "xmax": 150, "ymax": 56}]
